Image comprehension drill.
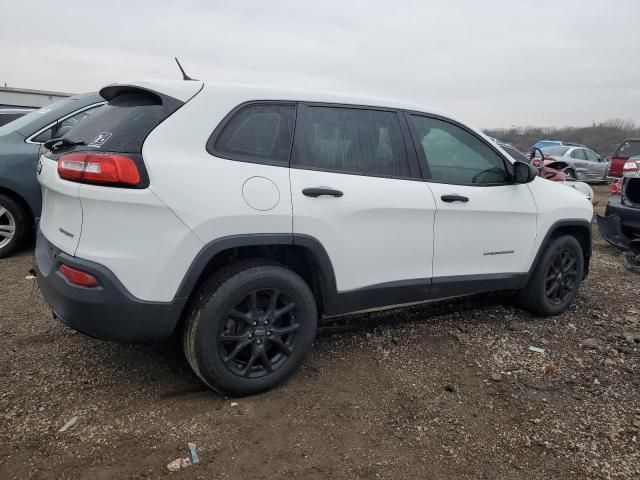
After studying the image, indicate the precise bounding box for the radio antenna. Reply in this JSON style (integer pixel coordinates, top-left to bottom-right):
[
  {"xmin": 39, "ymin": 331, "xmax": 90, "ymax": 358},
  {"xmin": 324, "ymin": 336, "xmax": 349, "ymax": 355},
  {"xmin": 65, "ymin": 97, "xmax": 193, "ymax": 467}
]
[{"xmin": 174, "ymin": 57, "xmax": 198, "ymax": 81}]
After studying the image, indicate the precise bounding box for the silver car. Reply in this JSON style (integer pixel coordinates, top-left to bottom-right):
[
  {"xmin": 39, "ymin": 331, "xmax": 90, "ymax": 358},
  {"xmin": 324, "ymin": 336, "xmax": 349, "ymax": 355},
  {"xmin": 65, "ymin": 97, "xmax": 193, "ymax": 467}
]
[{"xmin": 541, "ymin": 146, "xmax": 609, "ymax": 182}]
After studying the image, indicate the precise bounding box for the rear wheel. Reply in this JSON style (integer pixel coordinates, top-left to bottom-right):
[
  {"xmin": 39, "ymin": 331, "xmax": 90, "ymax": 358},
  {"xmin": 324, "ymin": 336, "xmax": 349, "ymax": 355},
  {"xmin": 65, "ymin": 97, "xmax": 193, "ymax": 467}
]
[
  {"xmin": 183, "ymin": 260, "xmax": 317, "ymax": 396},
  {"xmin": 518, "ymin": 235, "xmax": 584, "ymax": 316},
  {"xmin": 0, "ymin": 194, "xmax": 29, "ymax": 259}
]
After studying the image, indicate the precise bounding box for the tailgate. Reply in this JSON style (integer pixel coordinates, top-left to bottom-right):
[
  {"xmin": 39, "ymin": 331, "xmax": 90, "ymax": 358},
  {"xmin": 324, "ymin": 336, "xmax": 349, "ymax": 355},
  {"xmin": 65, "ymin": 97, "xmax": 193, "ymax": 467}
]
[{"xmin": 37, "ymin": 155, "xmax": 83, "ymax": 254}]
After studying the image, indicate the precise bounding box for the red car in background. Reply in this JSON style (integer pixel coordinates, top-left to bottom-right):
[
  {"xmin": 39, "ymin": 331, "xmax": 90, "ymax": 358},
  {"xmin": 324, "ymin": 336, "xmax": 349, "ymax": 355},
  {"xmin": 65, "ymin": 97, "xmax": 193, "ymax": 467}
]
[{"xmin": 609, "ymin": 139, "xmax": 640, "ymax": 177}]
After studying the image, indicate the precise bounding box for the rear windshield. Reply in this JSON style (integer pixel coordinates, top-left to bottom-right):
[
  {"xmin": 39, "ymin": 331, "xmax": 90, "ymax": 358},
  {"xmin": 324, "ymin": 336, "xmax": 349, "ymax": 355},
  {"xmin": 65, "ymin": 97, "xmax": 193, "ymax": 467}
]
[
  {"xmin": 64, "ymin": 90, "xmax": 182, "ymax": 153},
  {"xmin": 0, "ymin": 98, "xmax": 74, "ymax": 136},
  {"xmin": 614, "ymin": 140, "xmax": 640, "ymax": 159},
  {"xmin": 541, "ymin": 146, "xmax": 569, "ymax": 156}
]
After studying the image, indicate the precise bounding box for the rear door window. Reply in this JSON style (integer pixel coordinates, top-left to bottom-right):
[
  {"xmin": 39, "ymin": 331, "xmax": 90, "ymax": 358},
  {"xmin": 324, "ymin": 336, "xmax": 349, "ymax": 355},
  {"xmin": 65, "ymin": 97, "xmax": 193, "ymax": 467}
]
[
  {"xmin": 209, "ymin": 103, "xmax": 295, "ymax": 165},
  {"xmin": 292, "ymin": 105, "xmax": 409, "ymax": 178},
  {"xmin": 64, "ymin": 91, "xmax": 182, "ymax": 153}
]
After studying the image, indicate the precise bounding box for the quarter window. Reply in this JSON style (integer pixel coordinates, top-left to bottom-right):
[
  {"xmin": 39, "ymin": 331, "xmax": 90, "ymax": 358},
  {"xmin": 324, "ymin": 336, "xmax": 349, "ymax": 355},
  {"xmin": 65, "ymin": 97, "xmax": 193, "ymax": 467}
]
[
  {"xmin": 408, "ymin": 115, "xmax": 508, "ymax": 184},
  {"xmin": 292, "ymin": 106, "xmax": 409, "ymax": 177},
  {"xmin": 212, "ymin": 104, "xmax": 295, "ymax": 165}
]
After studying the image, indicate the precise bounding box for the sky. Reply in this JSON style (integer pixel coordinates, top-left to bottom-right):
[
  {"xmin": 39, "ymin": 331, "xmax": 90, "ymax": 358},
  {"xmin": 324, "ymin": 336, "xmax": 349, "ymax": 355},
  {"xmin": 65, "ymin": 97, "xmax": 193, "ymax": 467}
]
[{"xmin": 1, "ymin": 0, "xmax": 639, "ymax": 129}]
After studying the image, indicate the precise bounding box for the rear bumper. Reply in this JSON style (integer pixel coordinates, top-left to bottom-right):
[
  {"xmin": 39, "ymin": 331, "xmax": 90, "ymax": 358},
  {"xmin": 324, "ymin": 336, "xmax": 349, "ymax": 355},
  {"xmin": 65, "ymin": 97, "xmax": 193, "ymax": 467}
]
[
  {"xmin": 605, "ymin": 197, "xmax": 640, "ymax": 232},
  {"xmin": 35, "ymin": 231, "xmax": 186, "ymax": 343}
]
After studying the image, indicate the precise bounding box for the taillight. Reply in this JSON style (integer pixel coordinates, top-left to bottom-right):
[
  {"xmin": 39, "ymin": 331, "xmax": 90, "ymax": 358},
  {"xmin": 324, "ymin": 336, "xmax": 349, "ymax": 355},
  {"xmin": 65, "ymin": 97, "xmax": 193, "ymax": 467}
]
[
  {"xmin": 57, "ymin": 152, "xmax": 140, "ymax": 186},
  {"xmin": 611, "ymin": 180, "xmax": 623, "ymax": 196},
  {"xmin": 59, "ymin": 264, "xmax": 99, "ymax": 288}
]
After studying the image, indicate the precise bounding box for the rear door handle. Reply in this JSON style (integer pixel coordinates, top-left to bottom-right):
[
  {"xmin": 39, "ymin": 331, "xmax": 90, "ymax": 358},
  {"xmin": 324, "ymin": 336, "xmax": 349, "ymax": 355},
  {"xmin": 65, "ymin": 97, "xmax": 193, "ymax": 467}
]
[
  {"xmin": 303, "ymin": 188, "xmax": 343, "ymax": 198},
  {"xmin": 441, "ymin": 194, "xmax": 469, "ymax": 203}
]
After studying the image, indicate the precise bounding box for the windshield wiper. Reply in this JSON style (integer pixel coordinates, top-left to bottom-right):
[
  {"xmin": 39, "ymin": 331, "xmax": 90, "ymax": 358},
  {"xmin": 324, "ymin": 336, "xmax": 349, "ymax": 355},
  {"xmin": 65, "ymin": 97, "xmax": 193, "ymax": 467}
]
[{"xmin": 43, "ymin": 137, "xmax": 86, "ymax": 151}]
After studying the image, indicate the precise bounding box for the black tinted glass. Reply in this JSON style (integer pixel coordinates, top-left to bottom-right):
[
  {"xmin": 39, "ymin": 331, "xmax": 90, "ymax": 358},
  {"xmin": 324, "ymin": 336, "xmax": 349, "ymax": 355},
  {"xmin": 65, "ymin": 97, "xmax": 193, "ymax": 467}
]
[
  {"xmin": 213, "ymin": 104, "xmax": 295, "ymax": 164},
  {"xmin": 65, "ymin": 91, "xmax": 182, "ymax": 153},
  {"xmin": 292, "ymin": 106, "xmax": 408, "ymax": 177}
]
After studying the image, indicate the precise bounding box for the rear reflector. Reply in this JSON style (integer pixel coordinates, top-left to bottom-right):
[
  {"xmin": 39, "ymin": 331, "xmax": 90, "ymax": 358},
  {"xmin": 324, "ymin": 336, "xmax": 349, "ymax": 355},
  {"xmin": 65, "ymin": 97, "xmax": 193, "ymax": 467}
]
[
  {"xmin": 58, "ymin": 152, "xmax": 140, "ymax": 186},
  {"xmin": 611, "ymin": 180, "xmax": 623, "ymax": 196},
  {"xmin": 59, "ymin": 264, "xmax": 99, "ymax": 287},
  {"xmin": 623, "ymin": 161, "xmax": 639, "ymax": 172}
]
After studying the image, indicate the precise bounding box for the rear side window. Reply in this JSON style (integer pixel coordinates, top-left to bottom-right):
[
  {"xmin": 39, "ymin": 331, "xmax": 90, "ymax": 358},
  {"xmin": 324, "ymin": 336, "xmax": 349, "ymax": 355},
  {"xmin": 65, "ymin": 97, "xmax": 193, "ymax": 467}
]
[
  {"xmin": 64, "ymin": 90, "xmax": 183, "ymax": 153},
  {"xmin": 210, "ymin": 104, "xmax": 295, "ymax": 165},
  {"xmin": 292, "ymin": 106, "xmax": 409, "ymax": 177},
  {"xmin": 409, "ymin": 115, "xmax": 508, "ymax": 185}
]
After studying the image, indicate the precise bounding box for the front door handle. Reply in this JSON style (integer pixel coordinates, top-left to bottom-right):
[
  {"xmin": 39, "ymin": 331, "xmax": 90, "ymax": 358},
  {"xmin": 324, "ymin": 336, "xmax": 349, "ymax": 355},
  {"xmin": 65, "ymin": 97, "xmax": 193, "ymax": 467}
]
[
  {"xmin": 441, "ymin": 194, "xmax": 469, "ymax": 203},
  {"xmin": 303, "ymin": 188, "xmax": 343, "ymax": 198}
]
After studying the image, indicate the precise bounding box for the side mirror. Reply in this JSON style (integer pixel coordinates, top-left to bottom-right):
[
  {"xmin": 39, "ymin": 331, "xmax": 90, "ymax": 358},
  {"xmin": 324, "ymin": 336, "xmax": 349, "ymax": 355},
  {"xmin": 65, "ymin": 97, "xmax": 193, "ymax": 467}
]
[{"xmin": 514, "ymin": 161, "xmax": 538, "ymax": 183}]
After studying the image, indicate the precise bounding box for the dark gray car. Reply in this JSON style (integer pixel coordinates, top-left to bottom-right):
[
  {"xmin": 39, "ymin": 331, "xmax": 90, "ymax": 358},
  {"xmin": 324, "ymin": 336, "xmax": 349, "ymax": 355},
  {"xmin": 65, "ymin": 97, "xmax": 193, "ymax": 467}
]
[{"xmin": 0, "ymin": 92, "xmax": 104, "ymax": 257}]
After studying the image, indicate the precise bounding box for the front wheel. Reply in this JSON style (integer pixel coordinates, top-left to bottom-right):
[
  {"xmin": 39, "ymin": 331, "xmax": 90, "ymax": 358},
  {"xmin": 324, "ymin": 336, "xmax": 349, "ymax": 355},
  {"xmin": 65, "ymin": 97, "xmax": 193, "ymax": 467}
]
[
  {"xmin": 183, "ymin": 260, "xmax": 317, "ymax": 396},
  {"xmin": 565, "ymin": 169, "xmax": 577, "ymax": 180},
  {"xmin": 517, "ymin": 235, "xmax": 584, "ymax": 316}
]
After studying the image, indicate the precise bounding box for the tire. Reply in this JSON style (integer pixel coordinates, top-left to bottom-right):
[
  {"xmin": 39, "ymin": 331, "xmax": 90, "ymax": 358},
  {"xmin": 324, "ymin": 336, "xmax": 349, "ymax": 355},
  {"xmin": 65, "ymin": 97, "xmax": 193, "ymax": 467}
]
[
  {"xmin": 517, "ymin": 235, "xmax": 584, "ymax": 316},
  {"xmin": 565, "ymin": 169, "xmax": 576, "ymax": 180},
  {"xmin": 0, "ymin": 194, "xmax": 29, "ymax": 259},
  {"xmin": 183, "ymin": 259, "xmax": 317, "ymax": 396}
]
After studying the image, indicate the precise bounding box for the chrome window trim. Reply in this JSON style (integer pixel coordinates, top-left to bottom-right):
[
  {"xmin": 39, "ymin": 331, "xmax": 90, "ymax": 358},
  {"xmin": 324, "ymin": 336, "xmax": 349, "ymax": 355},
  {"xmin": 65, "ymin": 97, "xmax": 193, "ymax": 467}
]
[{"xmin": 25, "ymin": 102, "xmax": 106, "ymax": 144}]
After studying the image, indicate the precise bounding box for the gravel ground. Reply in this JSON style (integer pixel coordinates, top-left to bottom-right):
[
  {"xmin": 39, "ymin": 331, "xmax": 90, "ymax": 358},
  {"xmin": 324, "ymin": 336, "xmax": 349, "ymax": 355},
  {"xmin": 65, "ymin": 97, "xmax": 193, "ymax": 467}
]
[{"xmin": 1, "ymin": 184, "xmax": 638, "ymax": 479}]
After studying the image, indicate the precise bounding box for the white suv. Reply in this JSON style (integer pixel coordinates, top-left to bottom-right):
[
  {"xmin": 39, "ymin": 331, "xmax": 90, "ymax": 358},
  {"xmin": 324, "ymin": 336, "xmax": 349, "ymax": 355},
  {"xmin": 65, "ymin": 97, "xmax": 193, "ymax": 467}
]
[{"xmin": 36, "ymin": 80, "xmax": 593, "ymax": 396}]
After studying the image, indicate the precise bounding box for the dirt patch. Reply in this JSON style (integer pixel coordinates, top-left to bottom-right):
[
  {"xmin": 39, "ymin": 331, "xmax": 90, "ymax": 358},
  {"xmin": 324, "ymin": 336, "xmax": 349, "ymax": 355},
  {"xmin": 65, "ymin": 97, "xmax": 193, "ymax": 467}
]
[{"xmin": 1, "ymin": 184, "xmax": 638, "ymax": 479}]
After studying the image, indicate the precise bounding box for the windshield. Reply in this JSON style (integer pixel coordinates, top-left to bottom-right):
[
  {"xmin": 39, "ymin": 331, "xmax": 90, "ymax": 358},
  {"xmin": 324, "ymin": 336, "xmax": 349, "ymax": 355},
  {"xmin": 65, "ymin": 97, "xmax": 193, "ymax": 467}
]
[
  {"xmin": 541, "ymin": 146, "xmax": 569, "ymax": 156},
  {"xmin": 0, "ymin": 98, "xmax": 74, "ymax": 136},
  {"xmin": 614, "ymin": 140, "xmax": 640, "ymax": 158}
]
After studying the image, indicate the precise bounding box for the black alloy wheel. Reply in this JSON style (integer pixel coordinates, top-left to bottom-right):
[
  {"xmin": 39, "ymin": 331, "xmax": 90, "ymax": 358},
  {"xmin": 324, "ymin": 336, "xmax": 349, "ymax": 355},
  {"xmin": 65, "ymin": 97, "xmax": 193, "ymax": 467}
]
[
  {"xmin": 544, "ymin": 247, "xmax": 579, "ymax": 306},
  {"xmin": 183, "ymin": 260, "xmax": 317, "ymax": 396},
  {"xmin": 218, "ymin": 288, "xmax": 300, "ymax": 378}
]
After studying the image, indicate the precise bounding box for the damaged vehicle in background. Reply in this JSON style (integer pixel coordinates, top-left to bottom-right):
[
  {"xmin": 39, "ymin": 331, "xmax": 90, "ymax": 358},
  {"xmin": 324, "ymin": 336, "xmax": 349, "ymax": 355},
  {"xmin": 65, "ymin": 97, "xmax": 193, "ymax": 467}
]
[
  {"xmin": 538, "ymin": 145, "xmax": 609, "ymax": 182},
  {"xmin": 608, "ymin": 138, "xmax": 640, "ymax": 178},
  {"xmin": 501, "ymin": 144, "xmax": 594, "ymax": 202},
  {"xmin": 597, "ymin": 177, "xmax": 640, "ymax": 272}
]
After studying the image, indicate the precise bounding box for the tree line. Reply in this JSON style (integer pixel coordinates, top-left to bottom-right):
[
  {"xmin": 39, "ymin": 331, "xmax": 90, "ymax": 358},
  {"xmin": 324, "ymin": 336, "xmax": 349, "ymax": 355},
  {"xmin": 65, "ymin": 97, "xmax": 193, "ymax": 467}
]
[{"xmin": 485, "ymin": 119, "xmax": 639, "ymax": 156}]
